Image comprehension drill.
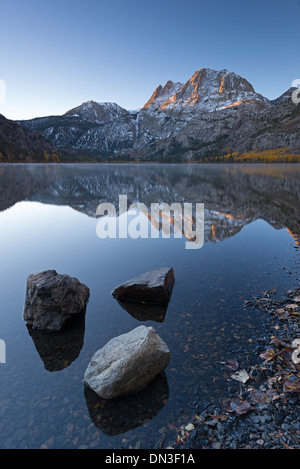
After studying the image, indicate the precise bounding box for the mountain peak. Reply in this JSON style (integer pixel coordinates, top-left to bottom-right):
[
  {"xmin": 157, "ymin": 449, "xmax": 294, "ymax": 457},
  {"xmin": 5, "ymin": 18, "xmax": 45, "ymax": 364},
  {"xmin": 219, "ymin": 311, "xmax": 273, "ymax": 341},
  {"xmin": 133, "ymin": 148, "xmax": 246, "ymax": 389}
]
[
  {"xmin": 143, "ymin": 68, "xmax": 266, "ymax": 112},
  {"xmin": 143, "ymin": 80, "xmax": 183, "ymax": 109},
  {"xmin": 64, "ymin": 101, "xmax": 128, "ymax": 124}
]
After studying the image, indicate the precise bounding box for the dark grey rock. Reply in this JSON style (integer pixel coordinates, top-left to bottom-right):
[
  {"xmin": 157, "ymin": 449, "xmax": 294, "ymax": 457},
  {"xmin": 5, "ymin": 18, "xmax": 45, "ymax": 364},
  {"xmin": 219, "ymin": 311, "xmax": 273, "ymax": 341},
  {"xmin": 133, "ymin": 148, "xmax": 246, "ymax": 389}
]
[
  {"xmin": 23, "ymin": 270, "xmax": 90, "ymax": 331},
  {"xmin": 112, "ymin": 267, "xmax": 175, "ymax": 305}
]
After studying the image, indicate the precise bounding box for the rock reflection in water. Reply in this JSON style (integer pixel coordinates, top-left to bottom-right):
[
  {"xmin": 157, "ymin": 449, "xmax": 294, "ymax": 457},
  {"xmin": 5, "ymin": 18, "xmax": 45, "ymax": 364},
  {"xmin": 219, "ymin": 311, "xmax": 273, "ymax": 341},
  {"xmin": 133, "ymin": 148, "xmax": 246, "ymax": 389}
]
[
  {"xmin": 84, "ymin": 371, "xmax": 169, "ymax": 436},
  {"xmin": 116, "ymin": 299, "xmax": 168, "ymax": 322},
  {"xmin": 26, "ymin": 312, "xmax": 86, "ymax": 371}
]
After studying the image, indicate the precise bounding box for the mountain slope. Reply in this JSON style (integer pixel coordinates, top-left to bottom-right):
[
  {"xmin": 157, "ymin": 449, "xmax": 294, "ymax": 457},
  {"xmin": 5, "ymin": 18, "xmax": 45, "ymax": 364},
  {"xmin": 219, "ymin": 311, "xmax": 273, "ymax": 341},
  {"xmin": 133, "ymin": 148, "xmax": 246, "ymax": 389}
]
[
  {"xmin": 17, "ymin": 68, "xmax": 300, "ymax": 160},
  {"xmin": 0, "ymin": 113, "xmax": 57, "ymax": 162}
]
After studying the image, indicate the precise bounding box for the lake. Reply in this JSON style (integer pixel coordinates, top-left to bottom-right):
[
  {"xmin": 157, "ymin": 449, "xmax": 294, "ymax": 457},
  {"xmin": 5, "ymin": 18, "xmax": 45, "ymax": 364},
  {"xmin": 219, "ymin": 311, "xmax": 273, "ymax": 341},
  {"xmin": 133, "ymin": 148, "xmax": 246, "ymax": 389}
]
[{"xmin": 0, "ymin": 163, "xmax": 299, "ymax": 449}]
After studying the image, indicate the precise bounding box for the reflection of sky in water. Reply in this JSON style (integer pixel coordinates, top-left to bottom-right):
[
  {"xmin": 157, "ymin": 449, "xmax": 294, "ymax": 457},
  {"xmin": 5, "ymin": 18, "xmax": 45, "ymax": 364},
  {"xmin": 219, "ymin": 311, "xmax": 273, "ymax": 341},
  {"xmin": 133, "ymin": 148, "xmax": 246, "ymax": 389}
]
[{"xmin": 0, "ymin": 165, "xmax": 299, "ymax": 449}]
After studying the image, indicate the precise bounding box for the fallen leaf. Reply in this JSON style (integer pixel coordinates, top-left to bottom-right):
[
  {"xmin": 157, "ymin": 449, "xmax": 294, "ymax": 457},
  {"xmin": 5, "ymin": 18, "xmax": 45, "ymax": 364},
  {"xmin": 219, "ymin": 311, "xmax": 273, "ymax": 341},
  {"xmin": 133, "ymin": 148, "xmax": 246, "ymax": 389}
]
[
  {"xmin": 225, "ymin": 359, "xmax": 239, "ymax": 371},
  {"xmin": 185, "ymin": 423, "xmax": 195, "ymax": 431},
  {"xmin": 270, "ymin": 337, "xmax": 286, "ymax": 346},
  {"xmin": 285, "ymin": 304, "xmax": 298, "ymax": 310},
  {"xmin": 250, "ymin": 388, "xmax": 266, "ymax": 403},
  {"xmin": 283, "ymin": 375, "xmax": 300, "ymax": 393},
  {"xmin": 278, "ymin": 347, "xmax": 295, "ymax": 366},
  {"xmin": 209, "ymin": 414, "xmax": 228, "ymax": 420},
  {"xmin": 231, "ymin": 369, "xmax": 250, "ymax": 383},
  {"xmin": 260, "ymin": 349, "xmax": 276, "ymax": 362},
  {"xmin": 220, "ymin": 397, "xmax": 251, "ymax": 415}
]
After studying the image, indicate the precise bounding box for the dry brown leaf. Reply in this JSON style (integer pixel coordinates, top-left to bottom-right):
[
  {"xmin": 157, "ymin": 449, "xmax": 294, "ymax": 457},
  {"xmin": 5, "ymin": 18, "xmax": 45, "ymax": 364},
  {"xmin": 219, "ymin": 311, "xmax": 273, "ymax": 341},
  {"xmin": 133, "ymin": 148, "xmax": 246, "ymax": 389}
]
[
  {"xmin": 220, "ymin": 397, "xmax": 251, "ymax": 415},
  {"xmin": 250, "ymin": 388, "xmax": 266, "ymax": 403},
  {"xmin": 260, "ymin": 349, "xmax": 276, "ymax": 362},
  {"xmin": 285, "ymin": 304, "xmax": 298, "ymax": 310},
  {"xmin": 225, "ymin": 359, "xmax": 239, "ymax": 371},
  {"xmin": 283, "ymin": 375, "xmax": 300, "ymax": 393}
]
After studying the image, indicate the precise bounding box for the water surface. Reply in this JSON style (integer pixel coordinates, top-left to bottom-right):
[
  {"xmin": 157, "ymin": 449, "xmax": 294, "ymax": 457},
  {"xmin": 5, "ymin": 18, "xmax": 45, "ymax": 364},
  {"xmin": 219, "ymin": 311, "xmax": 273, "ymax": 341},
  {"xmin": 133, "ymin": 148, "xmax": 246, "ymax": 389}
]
[{"xmin": 0, "ymin": 163, "xmax": 299, "ymax": 449}]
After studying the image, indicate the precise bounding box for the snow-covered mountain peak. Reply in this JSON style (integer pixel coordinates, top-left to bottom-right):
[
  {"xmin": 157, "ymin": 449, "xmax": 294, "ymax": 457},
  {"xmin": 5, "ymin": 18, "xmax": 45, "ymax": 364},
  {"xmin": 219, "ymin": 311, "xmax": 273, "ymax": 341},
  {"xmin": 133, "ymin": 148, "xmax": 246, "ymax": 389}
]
[
  {"xmin": 64, "ymin": 100, "xmax": 128, "ymax": 124},
  {"xmin": 142, "ymin": 68, "xmax": 269, "ymax": 113}
]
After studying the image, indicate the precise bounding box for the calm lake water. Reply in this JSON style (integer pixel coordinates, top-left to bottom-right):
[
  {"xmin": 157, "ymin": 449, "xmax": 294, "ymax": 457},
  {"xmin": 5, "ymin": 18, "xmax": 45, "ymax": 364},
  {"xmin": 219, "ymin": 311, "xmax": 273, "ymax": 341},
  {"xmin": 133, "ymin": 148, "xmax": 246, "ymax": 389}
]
[{"xmin": 0, "ymin": 163, "xmax": 299, "ymax": 449}]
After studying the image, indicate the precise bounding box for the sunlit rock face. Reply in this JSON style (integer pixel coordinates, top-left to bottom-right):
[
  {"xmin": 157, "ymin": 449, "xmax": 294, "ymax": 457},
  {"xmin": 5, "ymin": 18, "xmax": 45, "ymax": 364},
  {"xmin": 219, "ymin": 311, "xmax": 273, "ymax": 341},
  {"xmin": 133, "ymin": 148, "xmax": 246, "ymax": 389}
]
[{"xmin": 142, "ymin": 69, "xmax": 268, "ymax": 113}]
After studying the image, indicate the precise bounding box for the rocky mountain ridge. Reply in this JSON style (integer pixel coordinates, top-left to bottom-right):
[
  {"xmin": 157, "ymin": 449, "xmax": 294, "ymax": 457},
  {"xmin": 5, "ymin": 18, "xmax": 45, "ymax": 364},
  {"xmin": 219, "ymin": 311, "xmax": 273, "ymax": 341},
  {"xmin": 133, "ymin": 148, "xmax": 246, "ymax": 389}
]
[{"xmin": 15, "ymin": 67, "xmax": 300, "ymax": 160}]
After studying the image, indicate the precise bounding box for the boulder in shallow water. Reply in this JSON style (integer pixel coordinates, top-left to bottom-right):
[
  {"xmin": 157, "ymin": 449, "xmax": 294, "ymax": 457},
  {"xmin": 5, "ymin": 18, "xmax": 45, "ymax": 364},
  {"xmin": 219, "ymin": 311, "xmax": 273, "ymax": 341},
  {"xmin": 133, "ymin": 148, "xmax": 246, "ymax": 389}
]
[
  {"xmin": 84, "ymin": 325, "xmax": 170, "ymax": 399},
  {"xmin": 23, "ymin": 270, "xmax": 90, "ymax": 331},
  {"xmin": 112, "ymin": 267, "xmax": 175, "ymax": 305}
]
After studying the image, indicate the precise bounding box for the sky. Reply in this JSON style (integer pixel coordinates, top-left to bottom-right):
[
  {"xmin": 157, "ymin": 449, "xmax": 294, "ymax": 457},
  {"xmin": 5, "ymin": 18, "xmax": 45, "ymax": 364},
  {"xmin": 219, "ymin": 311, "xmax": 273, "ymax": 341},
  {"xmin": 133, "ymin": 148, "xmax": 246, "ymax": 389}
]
[{"xmin": 0, "ymin": 0, "xmax": 299, "ymax": 120}]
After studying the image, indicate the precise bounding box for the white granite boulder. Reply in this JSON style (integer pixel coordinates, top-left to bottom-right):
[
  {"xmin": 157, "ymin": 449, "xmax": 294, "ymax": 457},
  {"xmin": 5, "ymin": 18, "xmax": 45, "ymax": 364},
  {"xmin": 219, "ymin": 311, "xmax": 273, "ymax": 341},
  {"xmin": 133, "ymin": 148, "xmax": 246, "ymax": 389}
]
[{"xmin": 84, "ymin": 325, "xmax": 170, "ymax": 399}]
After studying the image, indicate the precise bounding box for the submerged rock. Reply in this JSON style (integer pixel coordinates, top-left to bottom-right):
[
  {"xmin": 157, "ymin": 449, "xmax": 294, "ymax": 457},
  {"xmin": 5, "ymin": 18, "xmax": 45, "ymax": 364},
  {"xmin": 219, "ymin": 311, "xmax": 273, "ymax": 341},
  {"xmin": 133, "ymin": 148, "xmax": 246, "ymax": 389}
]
[
  {"xmin": 84, "ymin": 325, "xmax": 170, "ymax": 399},
  {"xmin": 112, "ymin": 267, "xmax": 175, "ymax": 305},
  {"xmin": 23, "ymin": 270, "xmax": 90, "ymax": 331}
]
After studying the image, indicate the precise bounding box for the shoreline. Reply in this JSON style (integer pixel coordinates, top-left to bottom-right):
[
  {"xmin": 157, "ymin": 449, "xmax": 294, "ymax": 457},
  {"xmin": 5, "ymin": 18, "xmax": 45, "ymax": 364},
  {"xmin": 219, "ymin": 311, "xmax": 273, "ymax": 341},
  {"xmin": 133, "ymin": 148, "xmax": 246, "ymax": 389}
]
[
  {"xmin": 167, "ymin": 285, "xmax": 300, "ymax": 450},
  {"xmin": 1, "ymin": 160, "xmax": 300, "ymax": 165}
]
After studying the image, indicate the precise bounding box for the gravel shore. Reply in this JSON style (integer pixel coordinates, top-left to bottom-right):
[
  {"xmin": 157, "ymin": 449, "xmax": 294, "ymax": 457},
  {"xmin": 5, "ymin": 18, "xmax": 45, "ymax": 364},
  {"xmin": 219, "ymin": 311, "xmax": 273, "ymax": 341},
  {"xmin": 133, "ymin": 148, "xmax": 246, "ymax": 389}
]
[{"xmin": 169, "ymin": 286, "xmax": 300, "ymax": 450}]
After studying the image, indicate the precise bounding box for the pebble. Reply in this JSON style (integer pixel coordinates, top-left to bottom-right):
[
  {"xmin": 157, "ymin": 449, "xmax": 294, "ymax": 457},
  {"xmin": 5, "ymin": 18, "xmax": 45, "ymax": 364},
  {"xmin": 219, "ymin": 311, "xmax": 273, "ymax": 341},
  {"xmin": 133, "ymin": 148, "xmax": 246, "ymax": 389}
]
[{"xmin": 256, "ymin": 439, "xmax": 265, "ymax": 447}]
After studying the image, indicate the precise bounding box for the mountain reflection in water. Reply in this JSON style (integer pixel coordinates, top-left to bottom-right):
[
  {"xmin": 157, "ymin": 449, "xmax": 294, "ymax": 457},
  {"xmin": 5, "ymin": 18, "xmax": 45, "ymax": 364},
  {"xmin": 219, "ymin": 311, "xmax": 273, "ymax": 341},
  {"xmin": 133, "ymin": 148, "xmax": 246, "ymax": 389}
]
[{"xmin": 0, "ymin": 164, "xmax": 299, "ymax": 244}]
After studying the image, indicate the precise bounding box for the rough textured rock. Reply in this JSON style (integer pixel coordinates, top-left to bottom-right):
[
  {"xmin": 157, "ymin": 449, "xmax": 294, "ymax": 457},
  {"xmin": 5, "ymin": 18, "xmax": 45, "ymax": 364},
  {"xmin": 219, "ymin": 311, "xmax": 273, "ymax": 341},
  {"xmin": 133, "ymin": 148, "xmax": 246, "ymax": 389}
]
[
  {"xmin": 84, "ymin": 325, "xmax": 170, "ymax": 399},
  {"xmin": 23, "ymin": 270, "xmax": 90, "ymax": 330},
  {"xmin": 112, "ymin": 267, "xmax": 175, "ymax": 305}
]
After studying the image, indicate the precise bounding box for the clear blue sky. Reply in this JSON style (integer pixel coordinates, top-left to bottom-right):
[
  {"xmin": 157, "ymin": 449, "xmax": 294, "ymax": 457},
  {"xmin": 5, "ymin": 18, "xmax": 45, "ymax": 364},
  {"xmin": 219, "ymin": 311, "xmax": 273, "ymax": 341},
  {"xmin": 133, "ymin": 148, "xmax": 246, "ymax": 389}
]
[{"xmin": 0, "ymin": 0, "xmax": 299, "ymax": 120}]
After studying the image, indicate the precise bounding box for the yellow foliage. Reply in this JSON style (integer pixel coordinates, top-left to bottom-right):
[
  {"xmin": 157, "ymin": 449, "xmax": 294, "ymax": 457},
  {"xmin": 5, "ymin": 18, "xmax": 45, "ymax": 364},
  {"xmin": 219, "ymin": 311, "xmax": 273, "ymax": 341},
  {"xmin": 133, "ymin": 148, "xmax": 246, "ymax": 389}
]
[{"xmin": 202, "ymin": 147, "xmax": 300, "ymax": 163}]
